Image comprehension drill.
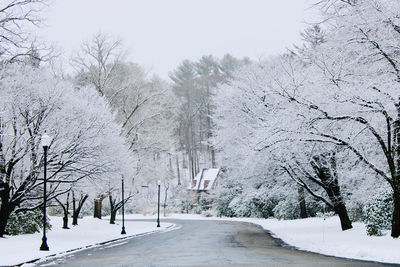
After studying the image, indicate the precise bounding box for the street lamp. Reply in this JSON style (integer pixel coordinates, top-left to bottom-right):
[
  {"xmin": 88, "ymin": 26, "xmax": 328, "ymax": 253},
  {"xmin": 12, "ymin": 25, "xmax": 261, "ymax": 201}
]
[
  {"xmin": 0, "ymin": 115, "xmax": 6, "ymax": 181},
  {"xmin": 121, "ymin": 175, "xmax": 126, "ymax": 235},
  {"xmin": 157, "ymin": 180, "xmax": 161, "ymax": 228},
  {"xmin": 40, "ymin": 132, "xmax": 52, "ymax": 251}
]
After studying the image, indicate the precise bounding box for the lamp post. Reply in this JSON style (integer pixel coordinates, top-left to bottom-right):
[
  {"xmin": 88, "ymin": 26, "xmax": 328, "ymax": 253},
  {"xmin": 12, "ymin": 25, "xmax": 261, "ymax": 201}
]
[
  {"xmin": 121, "ymin": 175, "xmax": 126, "ymax": 235},
  {"xmin": 0, "ymin": 115, "xmax": 5, "ymax": 181},
  {"xmin": 157, "ymin": 180, "xmax": 161, "ymax": 228},
  {"xmin": 40, "ymin": 132, "xmax": 52, "ymax": 251}
]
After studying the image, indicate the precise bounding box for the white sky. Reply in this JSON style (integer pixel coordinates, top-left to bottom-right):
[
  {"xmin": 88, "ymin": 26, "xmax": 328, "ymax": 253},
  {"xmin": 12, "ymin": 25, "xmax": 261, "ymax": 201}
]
[{"xmin": 39, "ymin": 0, "xmax": 318, "ymax": 79}]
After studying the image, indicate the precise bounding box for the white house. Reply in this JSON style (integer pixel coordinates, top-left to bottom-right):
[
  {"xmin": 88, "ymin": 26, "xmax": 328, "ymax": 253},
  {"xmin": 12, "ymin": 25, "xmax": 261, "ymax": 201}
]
[{"xmin": 188, "ymin": 168, "xmax": 224, "ymax": 192}]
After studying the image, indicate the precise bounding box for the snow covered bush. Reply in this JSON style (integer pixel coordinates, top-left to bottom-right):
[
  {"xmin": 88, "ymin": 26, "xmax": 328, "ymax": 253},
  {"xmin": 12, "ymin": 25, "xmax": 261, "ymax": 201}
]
[
  {"xmin": 215, "ymin": 183, "xmax": 279, "ymax": 218},
  {"xmin": 363, "ymin": 189, "xmax": 393, "ymax": 236},
  {"xmin": 273, "ymin": 197, "xmax": 301, "ymax": 220},
  {"xmin": 196, "ymin": 193, "xmax": 213, "ymax": 214},
  {"xmin": 215, "ymin": 189, "xmax": 238, "ymax": 217},
  {"xmin": 5, "ymin": 210, "xmax": 51, "ymax": 235},
  {"xmin": 228, "ymin": 194, "xmax": 264, "ymax": 218},
  {"xmin": 347, "ymin": 199, "xmax": 366, "ymax": 222}
]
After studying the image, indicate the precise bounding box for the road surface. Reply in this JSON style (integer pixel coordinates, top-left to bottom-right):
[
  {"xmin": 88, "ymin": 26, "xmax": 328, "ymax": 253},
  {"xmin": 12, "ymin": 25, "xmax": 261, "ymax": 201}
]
[{"xmin": 37, "ymin": 219, "xmax": 396, "ymax": 267}]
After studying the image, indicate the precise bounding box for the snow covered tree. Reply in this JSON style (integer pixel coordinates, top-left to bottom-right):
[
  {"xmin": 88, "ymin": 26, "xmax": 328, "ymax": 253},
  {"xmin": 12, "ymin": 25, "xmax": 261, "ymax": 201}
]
[
  {"xmin": 170, "ymin": 55, "xmax": 248, "ymax": 181},
  {"xmin": 213, "ymin": 0, "xmax": 400, "ymax": 237},
  {"xmin": 0, "ymin": 63, "xmax": 130, "ymax": 236},
  {"xmin": 72, "ymin": 33, "xmax": 179, "ymax": 215}
]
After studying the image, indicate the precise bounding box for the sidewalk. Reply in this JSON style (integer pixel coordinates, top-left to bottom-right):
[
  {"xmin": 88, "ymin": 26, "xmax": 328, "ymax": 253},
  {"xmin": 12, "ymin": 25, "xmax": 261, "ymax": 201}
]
[{"xmin": 0, "ymin": 216, "xmax": 173, "ymax": 266}]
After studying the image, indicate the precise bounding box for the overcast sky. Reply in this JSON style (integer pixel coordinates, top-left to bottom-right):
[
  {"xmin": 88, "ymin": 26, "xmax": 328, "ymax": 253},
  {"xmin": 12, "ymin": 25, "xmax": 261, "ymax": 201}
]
[{"xmin": 39, "ymin": 0, "xmax": 317, "ymax": 79}]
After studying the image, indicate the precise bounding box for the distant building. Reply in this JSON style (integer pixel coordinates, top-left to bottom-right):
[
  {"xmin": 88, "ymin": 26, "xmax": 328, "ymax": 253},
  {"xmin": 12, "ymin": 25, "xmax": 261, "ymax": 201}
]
[{"xmin": 188, "ymin": 168, "xmax": 224, "ymax": 192}]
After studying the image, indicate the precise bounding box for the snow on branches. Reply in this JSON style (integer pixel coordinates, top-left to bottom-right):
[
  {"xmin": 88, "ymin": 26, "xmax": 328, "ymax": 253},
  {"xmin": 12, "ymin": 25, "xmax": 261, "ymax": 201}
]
[
  {"xmin": 0, "ymin": 63, "xmax": 133, "ymax": 236},
  {"xmin": 213, "ymin": 0, "xmax": 400, "ymax": 236}
]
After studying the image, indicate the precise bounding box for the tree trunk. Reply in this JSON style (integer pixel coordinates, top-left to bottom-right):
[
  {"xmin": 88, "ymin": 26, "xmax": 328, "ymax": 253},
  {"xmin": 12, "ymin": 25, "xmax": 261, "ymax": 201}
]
[
  {"xmin": 298, "ymin": 186, "xmax": 308, "ymax": 219},
  {"xmin": 61, "ymin": 193, "xmax": 70, "ymax": 229},
  {"xmin": 391, "ymin": 193, "xmax": 400, "ymax": 238},
  {"xmin": 56, "ymin": 194, "xmax": 70, "ymax": 229},
  {"xmin": 176, "ymin": 155, "xmax": 181, "ymax": 186},
  {"xmin": 0, "ymin": 182, "xmax": 11, "ymax": 237},
  {"xmin": 190, "ymin": 152, "xmax": 195, "ymax": 179},
  {"xmin": 72, "ymin": 213, "xmax": 78, "ymax": 225},
  {"xmin": 0, "ymin": 211, "xmax": 9, "ymax": 237},
  {"xmin": 110, "ymin": 210, "xmax": 116, "ymax": 224},
  {"xmin": 63, "ymin": 216, "xmax": 69, "ymax": 229},
  {"xmin": 72, "ymin": 192, "xmax": 88, "ymax": 225},
  {"xmin": 164, "ymin": 185, "xmax": 169, "ymax": 217},
  {"xmin": 109, "ymin": 194, "xmax": 116, "ymax": 224},
  {"xmin": 393, "ymin": 108, "xmax": 400, "ymax": 238},
  {"xmin": 312, "ymin": 153, "xmax": 352, "ymax": 231},
  {"xmin": 211, "ymin": 149, "xmax": 216, "ymax": 168},
  {"xmin": 94, "ymin": 199, "xmax": 102, "ymax": 219},
  {"xmin": 334, "ymin": 202, "xmax": 353, "ymax": 231}
]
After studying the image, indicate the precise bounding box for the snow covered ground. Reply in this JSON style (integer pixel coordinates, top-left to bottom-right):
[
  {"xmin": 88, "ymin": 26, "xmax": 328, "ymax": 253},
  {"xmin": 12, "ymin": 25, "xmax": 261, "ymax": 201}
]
[
  {"xmin": 126, "ymin": 213, "xmax": 400, "ymax": 264},
  {"xmin": 246, "ymin": 216, "xmax": 400, "ymax": 264},
  {"xmin": 0, "ymin": 216, "xmax": 173, "ymax": 266},
  {"xmin": 2, "ymin": 213, "xmax": 399, "ymax": 266}
]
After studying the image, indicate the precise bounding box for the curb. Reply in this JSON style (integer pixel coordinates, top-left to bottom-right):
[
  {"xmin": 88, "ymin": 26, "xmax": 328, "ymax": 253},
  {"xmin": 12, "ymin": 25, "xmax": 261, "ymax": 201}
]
[{"xmin": 16, "ymin": 223, "xmax": 177, "ymax": 267}]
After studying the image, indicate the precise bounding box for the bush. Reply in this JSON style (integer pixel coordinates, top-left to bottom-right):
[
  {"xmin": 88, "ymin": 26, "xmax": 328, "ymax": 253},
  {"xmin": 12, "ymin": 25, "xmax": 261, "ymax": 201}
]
[
  {"xmin": 252, "ymin": 190, "xmax": 278, "ymax": 218},
  {"xmin": 273, "ymin": 197, "xmax": 300, "ymax": 220},
  {"xmin": 363, "ymin": 189, "xmax": 392, "ymax": 236},
  {"xmin": 215, "ymin": 190, "xmax": 236, "ymax": 217},
  {"xmin": 347, "ymin": 201, "xmax": 364, "ymax": 222},
  {"xmin": 196, "ymin": 193, "xmax": 213, "ymax": 213},
  {"xmin": 6, "ymin": 209, "xmax": 51, "ymax": 235},
  {"xmin": 202, "ymin": 209, "xmax": 215, "ymax": 217},
  {"xmin": 228, "ymin": 194, "xmax": 264, "ymax": 218}
]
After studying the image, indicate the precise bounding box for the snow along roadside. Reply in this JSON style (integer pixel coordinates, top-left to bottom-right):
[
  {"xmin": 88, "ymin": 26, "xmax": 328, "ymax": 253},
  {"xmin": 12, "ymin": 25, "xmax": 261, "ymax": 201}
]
[
  {"xmin": 0, "ymin": 216, "xmax": 175, "ymax": 266},
  {"xmin": 126, "ymin": 213, "xmax": 400, "ymax": 265}
]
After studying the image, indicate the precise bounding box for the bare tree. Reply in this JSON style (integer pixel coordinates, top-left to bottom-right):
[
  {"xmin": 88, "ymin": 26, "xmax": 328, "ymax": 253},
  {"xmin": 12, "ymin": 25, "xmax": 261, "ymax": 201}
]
[
  {"xmin": 0, "ymin": 0, "xmax": 50, "ymax": 61},
  {"xmin": 71, "ymin": 190, "xmax": 88, "ymax": 226},
  {"xmin": 108, "ymin": 191, "xmax": 134, "ymax": 224},
  {"xmin": 71, "ymin": 32, "xmax": 124, "ymax": 96}
]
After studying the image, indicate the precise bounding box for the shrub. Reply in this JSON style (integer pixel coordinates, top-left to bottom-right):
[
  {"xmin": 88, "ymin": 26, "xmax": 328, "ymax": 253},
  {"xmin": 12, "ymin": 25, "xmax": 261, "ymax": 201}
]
[
  {"xmin": 6, "ymin": 209, "xmax": 51, "ymax": 235},
  {"xmin": 363, "ymin": 189, "xmax": 392, "ymax": 236},
  {"xmin": 228, "ymin": 194, "xmax": 263, "ymax": 218},
  {"xmin": 215, "ymin": 188, "xmax": 237, "ymax": 217},
  {"xmin": 273, "ymin": 197, "xmax": 300, "ymax": 220}
]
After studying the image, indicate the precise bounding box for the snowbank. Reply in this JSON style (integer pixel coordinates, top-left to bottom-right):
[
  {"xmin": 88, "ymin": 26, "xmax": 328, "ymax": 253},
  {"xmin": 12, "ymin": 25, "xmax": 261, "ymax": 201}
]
[
  {"xmin": 0, "ymin": 216, "xmax": 173, "ymax": 266},
  {"xmin": 248, "ymin": 216, "xmax": 400, "ymax": 264},
  {"xmin": 127, "ymin": 213, "xmax": 400, "ymax": 264}
]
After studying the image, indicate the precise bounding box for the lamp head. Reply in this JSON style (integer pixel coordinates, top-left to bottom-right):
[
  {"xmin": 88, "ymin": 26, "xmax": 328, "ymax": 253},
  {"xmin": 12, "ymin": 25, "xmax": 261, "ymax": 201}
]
[{"xmin": 41, "ymin": 132, "xmax": 52, "ymax": 148}]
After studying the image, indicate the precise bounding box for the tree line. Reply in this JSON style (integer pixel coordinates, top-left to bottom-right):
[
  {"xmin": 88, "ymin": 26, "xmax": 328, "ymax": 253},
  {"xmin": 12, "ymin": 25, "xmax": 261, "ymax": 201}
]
[
  {"xmin": 0, "ymin": 0, "xmax": 175, "ymax": 235},
  {"xmin": 2, "ymin": 0, "xmax": 398, "ymax": 242}
]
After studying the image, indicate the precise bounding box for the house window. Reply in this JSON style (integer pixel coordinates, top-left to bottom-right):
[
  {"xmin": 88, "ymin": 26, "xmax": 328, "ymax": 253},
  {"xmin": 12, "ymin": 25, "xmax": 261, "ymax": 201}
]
[
  {"xmin": 204, "ymin": 180, "xmax": 210, "ymax": 188},
  {"xmin": 192, "ymin": 180, "xmax": 197, "ymax": 188}
]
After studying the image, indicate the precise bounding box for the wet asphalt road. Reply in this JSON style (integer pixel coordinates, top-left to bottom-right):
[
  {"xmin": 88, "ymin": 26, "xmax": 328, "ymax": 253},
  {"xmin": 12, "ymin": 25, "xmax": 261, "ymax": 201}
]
[{"xmin": 36, "ymin": 219, "xmax": 397, "ymax": 267}]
